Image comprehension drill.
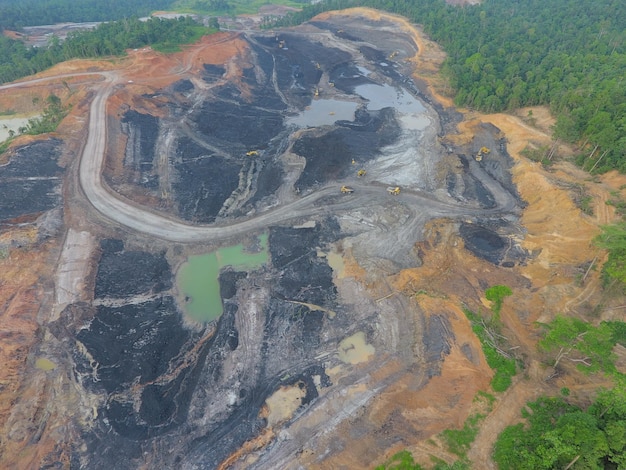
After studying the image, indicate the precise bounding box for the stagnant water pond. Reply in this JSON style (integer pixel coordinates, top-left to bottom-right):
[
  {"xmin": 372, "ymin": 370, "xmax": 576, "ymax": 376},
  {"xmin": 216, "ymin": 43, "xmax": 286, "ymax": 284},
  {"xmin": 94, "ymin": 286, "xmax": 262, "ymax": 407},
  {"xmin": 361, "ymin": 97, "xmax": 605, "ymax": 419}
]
[
  {"xmin": 286, "ymin": 83, "xmax": 429, "ymax": 131},
  {"xmin": 177, "ymin": 233, "xmax": 269, "ymax": 322}
]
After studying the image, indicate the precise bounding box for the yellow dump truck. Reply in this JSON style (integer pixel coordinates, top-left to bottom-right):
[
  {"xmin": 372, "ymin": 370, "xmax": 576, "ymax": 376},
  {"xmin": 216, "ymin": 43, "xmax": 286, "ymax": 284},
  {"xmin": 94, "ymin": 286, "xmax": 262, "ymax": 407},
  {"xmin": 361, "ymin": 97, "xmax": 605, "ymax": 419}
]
[
  {"xmin": 387, "ymin": 186, "xmax": 401, "ymax": 195},
  {"xmin": 341, "ymin": 186, "xmax": 354, "ymax": 194}
]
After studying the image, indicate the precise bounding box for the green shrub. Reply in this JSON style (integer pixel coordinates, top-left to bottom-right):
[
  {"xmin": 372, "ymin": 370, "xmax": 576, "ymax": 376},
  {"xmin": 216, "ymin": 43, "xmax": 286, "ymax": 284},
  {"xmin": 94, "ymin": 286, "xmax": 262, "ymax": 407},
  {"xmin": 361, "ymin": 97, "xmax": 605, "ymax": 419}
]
[
  {"xmin": 484, "ymin": 285, "xmax": 512, "ymax": 316},
  {"xmin": 465, "ymin": 309, "xmax": 517, "ymax": 392},
  {"xmin": 441, "ymin": 413, "xmax": 484, "ymax": 457},
  {"xmin": 375, "ymin": 450, "xmax": 423, "ymax": 470}
]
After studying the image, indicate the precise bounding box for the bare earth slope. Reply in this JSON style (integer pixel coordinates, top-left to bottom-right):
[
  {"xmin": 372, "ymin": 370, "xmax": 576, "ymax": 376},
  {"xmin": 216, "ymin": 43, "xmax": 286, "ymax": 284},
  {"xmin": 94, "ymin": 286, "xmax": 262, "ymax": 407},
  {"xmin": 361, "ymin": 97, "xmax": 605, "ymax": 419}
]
[{"xmin": 0, "ymin": 8, "xmax": 623, "ymax": 470}]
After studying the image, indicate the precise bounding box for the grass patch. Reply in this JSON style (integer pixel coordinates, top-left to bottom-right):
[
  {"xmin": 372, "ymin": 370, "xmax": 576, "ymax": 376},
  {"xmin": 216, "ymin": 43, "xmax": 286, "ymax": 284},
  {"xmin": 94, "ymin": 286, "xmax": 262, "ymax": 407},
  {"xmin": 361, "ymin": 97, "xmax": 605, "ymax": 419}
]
[
  {"xmin": 474, "ymin": 390, "xmax": 496, "ymax": 410},
  {"xmin": 606, "ymin": 194, "xmax": 626, "ymax": 217},
  {"xmin": 439, "ymin": 391, "xmax": 495, "ymax": 460},
  {"xmin": 520, "ymin": 144, "xmax": 552, "ymax": 167},
  {"xmin": 375, "ymin": 450, "xmax": 423, "ymax": 469},
  {"xmin": 484, "ymin": 284, "xmax": 512, "ymax": 318},
  {"xmin": 0, "ymin": 137, "xmax": 12, "ymax": 155},
  {"xmin": 569, "ymin": 183, "xmax": 594, "ymax": 216},
  {"xmin": 441, "ymin": 413, "xmax": 484, "ymax": 458},
  {"xmin": 430, "ymin": 456, "xmax": 470, "ymax": 470}
]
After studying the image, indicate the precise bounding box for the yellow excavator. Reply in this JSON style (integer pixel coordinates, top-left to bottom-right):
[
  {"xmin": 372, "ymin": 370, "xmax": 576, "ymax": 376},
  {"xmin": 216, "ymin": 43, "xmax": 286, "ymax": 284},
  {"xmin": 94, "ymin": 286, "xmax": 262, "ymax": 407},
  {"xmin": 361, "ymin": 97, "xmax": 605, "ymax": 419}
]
[
  {"xmin": 475, "ymin": 146, "xmax": 490, "ymax": 162},
  {"xmin": 246, "ymin": 150, "xmax": 259, "ymax": 156},
  {"xmin": 387, "ymin": 186, "xmax": 401, "ymax": 195},
  {"xmin": 357, "ymin": 169, "xmax": 366, "ymax": 177},
  {"xmin": 341, "ymin": 186, "xmax": 354, "ymax": 194}
]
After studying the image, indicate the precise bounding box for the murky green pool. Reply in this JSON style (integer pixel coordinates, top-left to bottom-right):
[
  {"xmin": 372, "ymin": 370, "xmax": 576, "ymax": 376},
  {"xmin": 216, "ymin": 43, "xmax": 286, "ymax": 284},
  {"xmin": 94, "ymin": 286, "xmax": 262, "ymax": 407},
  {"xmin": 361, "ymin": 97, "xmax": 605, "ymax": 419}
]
[{"xmin": 177, "ymin": 234, "xmax": 269, "ymax": 322}]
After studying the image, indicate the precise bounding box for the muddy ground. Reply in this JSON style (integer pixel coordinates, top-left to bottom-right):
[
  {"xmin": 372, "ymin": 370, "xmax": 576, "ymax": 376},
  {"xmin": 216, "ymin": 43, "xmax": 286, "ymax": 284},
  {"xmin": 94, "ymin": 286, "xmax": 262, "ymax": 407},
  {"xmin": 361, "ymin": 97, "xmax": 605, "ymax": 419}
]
[{"xmin": 0, "ymin": 7, "xmax": 623, "ymax": 470}]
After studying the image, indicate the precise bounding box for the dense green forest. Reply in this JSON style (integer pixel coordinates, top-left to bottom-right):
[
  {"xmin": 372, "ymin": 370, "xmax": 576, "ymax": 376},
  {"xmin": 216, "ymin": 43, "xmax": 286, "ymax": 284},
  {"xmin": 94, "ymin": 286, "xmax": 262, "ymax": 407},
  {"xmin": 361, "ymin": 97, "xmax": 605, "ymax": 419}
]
[
  {"xmin": 0, "ymin": 0, "xmax": 177, "ymax": 29},
  {"xmin": 493, "ymin": 387, "xmax": 626, "ymax": 469},
  {"xmin": 5, "ymin": 0, "xmax": 622, "ymax": 172},
  {"xmin": 274, "ymin": 0, "xmax": 626, "ymax": 173},
  {"xmin": 0, "ymin": 16, "xmax": 212, "ymax": 83},
  {"xmin": 178, "ymin": 0, "xmax": 307, "ymax": 16}
]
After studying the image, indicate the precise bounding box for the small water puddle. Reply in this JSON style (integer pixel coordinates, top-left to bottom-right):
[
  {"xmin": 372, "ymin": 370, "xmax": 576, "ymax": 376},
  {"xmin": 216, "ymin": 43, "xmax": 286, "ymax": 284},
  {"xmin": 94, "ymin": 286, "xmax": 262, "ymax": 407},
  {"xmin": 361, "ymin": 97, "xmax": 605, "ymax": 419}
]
[
  {"xmin": 286, "ymin": 99, "xmax": 358, "ymax": 128},
  {"xmin": 0, "ymin": 115, "xmax": 37, "ymax": 141},
  {"xmin": 355, "ymin": 83, "xmax": 429, "ymax": 130},
  {"xmin": 338, "ymin": 331, "xmax": 375, "ymax": 364},
  {"xmin": 177, "ymin": 233, "xmax": 269, "ymax": 323}
]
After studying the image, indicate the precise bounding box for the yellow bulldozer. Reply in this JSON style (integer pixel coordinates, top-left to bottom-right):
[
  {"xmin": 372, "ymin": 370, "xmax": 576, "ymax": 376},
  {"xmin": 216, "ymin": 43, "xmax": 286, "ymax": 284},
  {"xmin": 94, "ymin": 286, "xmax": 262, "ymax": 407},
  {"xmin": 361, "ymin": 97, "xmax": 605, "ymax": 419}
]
[
  {"xmin": 341, "ymin": 186, "xmax": 354, "ymax": 194},
  {"xmin": 357, "ymin": 169, "xmax": 366, "ymax": 177},
  {"xmin": 387, "ymin": 186, "xmax": 401, "ymax": 195}
]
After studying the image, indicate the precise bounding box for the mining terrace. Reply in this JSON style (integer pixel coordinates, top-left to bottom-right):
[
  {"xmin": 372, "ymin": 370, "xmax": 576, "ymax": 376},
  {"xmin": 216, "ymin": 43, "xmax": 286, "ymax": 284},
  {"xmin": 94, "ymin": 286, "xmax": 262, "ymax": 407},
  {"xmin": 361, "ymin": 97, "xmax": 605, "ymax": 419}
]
[{"xmin": 0, "ymin": 7, "xmax": 622, "ymax": 470}]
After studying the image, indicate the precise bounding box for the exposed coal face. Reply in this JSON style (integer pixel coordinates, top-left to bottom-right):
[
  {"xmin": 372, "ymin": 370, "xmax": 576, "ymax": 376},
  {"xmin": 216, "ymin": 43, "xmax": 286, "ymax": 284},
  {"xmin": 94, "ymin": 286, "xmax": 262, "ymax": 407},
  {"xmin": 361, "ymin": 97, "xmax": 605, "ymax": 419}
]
[
  {"xmin": 261, "ymin": 33, "xmax": 351, "ymax": 108},
  {"xmin": 423, "ymin": 314, "xmax": 453, "ymax": 378},
  {"xmin": 76, "ymin": 295, "xmax": 209, "ymax": 441},
  {"xmin": 171, "ymin": 79, "xmax": 194, "ymax": 93},
  {"xmin": 308, "ymin": 21, "xmax": 364, "ymax": 42},
  {"xmin": 360, "ymin": 45, "xmax": 387, "ymax": 64},
  {"xmin": 94, "ymin": 239, "xmax": 171, "ymax": 298},
  {"xmin": 270, "ymin": 221, "xmax": 339, "ymax": 306},
  {"xmin": 202, "ymin": 63, "xmax": 226, "ymax": 79},
  {"xmin": 244, "ymin": 158, "xmax": 284, "ymax": 209},
  {"xmin": 459, "ymin": 222, "xmax": 507, "ymax": 265},
  {"xmin": 0, "ymin": 139, "xmax": 62, "ymax": 221},
  {"xmin": 179, "ymin": 223, "xmax": 342, "ymax": 467},
  {"xmin": 329, "ymin": 62, "xmax": 377, "ymax": 94},
  {"xmin": 478, "ymin": 124, "xmax": 524, "ymax": 205},
  {"xmin": 75, "ymin": 239, "xmax": 213, "ymax": 446},
  {"xmin": 193, "ymin": 97, "xmax": 284, "ymax": 148},
  {"xmin": 121, "ymin": 110, "xmax": 159, "ymax": 187},
  {"xmin": 293, "ymin": 108, "xmax": 401, "ymax": 190},
  {"xmin": 173, "ymin": 136, "xmax": 241, "ymax": 223},
  {"xmin": 77, "ymin": 296, "xmax": 190, "ymax": 395},
  {"xmin": 219, "ymin": 269, "xmax": 247, "ymax": 300},
  {"xmin": 104, "ymin": 318, "xmax": 211, "ymax": 441},
  {"xmin": 457, "ymin": 155, "xmax": 497, "ymax": 209}
]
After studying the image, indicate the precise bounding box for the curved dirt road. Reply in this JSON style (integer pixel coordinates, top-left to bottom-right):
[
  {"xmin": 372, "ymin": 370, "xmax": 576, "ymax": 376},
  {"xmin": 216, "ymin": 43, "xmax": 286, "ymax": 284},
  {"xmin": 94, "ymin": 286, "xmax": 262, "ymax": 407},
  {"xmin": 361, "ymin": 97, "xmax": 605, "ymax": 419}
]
[
  {"xmin": 2, "ymin": 54, "xmax": 518, "ymax": 244},
  {"xmin": 76, "ymin": 78, "xmax": 518, "ymax": 243}
]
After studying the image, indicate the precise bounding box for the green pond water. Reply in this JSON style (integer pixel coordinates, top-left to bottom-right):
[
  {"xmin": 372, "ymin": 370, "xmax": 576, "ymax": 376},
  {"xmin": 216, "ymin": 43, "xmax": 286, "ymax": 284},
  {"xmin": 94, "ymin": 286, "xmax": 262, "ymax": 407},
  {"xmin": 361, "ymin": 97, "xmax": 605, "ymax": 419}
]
[{"xmin": 177, "ymin": 233, "xmax": 269, "ymax": 323}]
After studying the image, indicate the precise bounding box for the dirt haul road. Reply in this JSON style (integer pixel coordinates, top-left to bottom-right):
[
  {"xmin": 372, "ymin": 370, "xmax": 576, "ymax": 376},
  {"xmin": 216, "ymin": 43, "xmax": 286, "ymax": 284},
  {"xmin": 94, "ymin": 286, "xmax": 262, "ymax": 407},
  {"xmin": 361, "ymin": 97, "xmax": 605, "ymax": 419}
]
[{"xmin": 74, "ymin": 63, "xmax": 517, "ymax": 245}]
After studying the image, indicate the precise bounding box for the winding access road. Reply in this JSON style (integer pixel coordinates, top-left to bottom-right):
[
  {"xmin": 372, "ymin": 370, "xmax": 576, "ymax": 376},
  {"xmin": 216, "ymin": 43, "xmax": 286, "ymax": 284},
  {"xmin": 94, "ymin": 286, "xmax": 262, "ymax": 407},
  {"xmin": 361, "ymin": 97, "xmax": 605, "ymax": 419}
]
[{"xmin": 3, "ymin": 64, "xmax": 518, "ymax": 244}]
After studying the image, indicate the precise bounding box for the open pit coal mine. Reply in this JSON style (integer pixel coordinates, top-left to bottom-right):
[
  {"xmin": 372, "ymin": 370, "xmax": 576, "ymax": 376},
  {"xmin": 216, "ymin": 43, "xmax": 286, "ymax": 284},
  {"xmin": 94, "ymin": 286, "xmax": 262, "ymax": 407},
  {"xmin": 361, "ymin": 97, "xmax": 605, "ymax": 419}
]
[{"xmin": 1, "ymin": 13, "xmax": 528, "ymax": 469}]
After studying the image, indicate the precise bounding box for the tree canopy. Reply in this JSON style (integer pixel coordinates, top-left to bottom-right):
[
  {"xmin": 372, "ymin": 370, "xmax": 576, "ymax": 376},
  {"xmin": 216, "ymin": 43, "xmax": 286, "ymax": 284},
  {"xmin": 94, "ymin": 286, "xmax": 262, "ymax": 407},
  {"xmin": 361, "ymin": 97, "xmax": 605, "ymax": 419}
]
[
  {"xmin": 274, "ymin": 0, "xmax": 626, "ymax": 173},
  {"xmin": 0, "ymin": 0, "xmax": 177, "ymax": 29},
  {"xmin": 494, "ymin": 387, "xmax": 626, "ymax": 469},
  {"xmin": 595, "ymin": 222, "xmax": 626, "ymax": 288},
  {"xmin": 0, "ymin": 16, "xmax": 212, "ymax": 84}
]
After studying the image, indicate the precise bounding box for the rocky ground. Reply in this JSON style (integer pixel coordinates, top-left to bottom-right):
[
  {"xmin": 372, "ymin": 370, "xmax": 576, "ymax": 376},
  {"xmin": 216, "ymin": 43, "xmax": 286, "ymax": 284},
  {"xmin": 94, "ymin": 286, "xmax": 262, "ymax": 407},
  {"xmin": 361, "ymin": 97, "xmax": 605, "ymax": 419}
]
[{"xmin": 0, "ymin": 7, "xmax": 624, "ymax": 470}]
